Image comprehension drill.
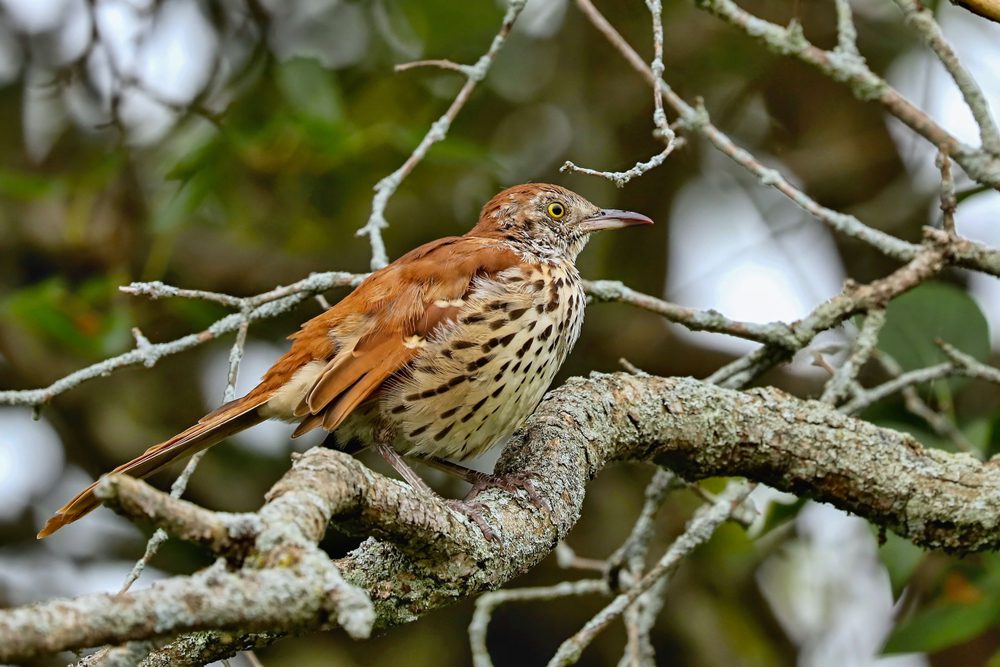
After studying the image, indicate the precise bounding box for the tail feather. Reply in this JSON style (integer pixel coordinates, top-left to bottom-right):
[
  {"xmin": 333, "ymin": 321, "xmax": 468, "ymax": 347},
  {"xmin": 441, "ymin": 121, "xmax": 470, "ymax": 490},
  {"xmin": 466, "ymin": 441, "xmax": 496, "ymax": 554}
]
[{"xmin": 37, "ymin": 396, "xmax": 268, "ymax": 539}]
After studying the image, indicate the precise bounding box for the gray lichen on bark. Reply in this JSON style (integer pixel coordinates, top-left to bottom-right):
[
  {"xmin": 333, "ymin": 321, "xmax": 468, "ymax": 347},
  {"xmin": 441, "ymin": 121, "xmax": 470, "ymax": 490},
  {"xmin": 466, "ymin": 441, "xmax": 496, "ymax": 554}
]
[{"xmin": 4, "ymin": 373, "xmax": 1000, "ymax": 664}]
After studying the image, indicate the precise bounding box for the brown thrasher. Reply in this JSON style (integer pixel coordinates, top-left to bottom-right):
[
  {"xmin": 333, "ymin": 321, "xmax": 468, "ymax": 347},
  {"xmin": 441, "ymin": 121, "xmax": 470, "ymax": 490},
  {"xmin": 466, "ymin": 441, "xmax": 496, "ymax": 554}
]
[{"xmin": 38, "ymin": 183, "xmax": 652, "ymax": 538}]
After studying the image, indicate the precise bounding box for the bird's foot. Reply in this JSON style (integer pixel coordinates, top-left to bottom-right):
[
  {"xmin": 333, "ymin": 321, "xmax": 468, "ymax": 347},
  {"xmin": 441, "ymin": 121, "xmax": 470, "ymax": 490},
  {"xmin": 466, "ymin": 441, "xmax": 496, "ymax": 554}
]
[
  {"xmin": 446, "ymin": 499, "xmax": 498, "ymax": 542},
  {"xmin": 467, "ymin": 470, "xmax": 550, "ymax": 516}
]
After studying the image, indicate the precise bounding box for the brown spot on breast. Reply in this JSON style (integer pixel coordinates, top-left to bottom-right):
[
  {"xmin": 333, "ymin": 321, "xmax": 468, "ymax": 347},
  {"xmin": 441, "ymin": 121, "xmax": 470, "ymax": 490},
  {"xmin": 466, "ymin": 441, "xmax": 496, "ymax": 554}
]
[
  {"xmin": 410, "ymin": 424, "xmax": 429, "ymax": 437},
  {"xmin": 440, "ymin": 406, "xmax": 460, "ymax": 419},
  {"xmin": 491, "ymin": 384, "xmax": 505, "ymax": 398},
  {"xmin": 509, "ymin": 307, "xmax": 528, "ymax": 321},
  {"xmin": 453, "ymin": 340, "xmax": 476, "ymax": 349},
  {"xmin": 434, "ymin": 423, "xmax": 454, "ymax": 441},
  {"xmin": 539, "ymin": 324, "xmax": 553, "ymax": 341},
  {"xmin": 467, "ymin": 355, "xmax": 495, "ymax": 371},
  {"xmin": 461, "ymin": 395, "xmax": 490, "ymax": 422},
  {"xmin": 489, "ymin": 318, "xmax": 507, "ymax": 331}
]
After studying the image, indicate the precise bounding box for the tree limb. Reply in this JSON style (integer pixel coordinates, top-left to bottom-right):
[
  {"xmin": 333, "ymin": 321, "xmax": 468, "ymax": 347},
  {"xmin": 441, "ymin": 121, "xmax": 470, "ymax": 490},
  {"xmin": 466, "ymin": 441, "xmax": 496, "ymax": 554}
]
[{"xmin": 5, "ymin": 372, "xmax": 1000, "ymax": 663}]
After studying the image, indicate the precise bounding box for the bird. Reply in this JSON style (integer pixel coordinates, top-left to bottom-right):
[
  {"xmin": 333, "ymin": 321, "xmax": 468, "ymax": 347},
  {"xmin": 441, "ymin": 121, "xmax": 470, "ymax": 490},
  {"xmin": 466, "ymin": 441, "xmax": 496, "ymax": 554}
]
[{"xmin": 38, "ymin": 183, "xmax": 652, "ymax": 539}]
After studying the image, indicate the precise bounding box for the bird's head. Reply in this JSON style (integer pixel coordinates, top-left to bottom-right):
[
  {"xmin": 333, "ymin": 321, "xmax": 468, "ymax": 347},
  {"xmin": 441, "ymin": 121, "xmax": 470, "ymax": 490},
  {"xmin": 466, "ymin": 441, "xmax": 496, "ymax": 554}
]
[{"xmin": 470, "ymin": 183, "xmax": 653, "ymax": 260}]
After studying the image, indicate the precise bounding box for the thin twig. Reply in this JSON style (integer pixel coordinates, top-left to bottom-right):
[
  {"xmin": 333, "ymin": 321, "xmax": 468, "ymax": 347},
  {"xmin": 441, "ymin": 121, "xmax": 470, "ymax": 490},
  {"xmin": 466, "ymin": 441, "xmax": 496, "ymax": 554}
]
[
  {"xmin": 470, "ymin": 580, "xmax": 610, "ymax": 667},
  {"xmin": 874, "ymin": 350, "xmax": 977, "ymax": 452},
  {"xmin": 820, "ymin": 309, "xmax": 886, "ymax": 405},
  {"xmin": 357, "ymin": 0, "xmax": 527, "ymax": 269},
  {"xmin": 545, "ymin": 482, "xmax": 754, "ymax": 667},
  {"xmin": 571, "ymin": 0, "xmax": 925, "ymax": 261},
  {"xmin": 690, "ymin": 0, "xmax": 1000, "ymax": 187},
  {"xmin": 119, "ymin": 317, "xmax": 250, "ymax": 594},
  {"xmin": 561, "ymin": 0, "xmax": 677, "ymax": 185},
  {"xmin": 893, "ymin": 0, "xmax": 1000, "ymax": 153},
  {"xmin": 938, "ymin": 340, "xmax": 1000, "ymax": 384},
  {"xmin": 841, "ymin": 362, "xmax": 955, "ymax": 414},
  {"xmin": 584, "ymin": 279, "xmax": 797, "ymax": 347},
  {"xmin": 937, "ymin": 149, "xmax": 958, "ymax": 236}
]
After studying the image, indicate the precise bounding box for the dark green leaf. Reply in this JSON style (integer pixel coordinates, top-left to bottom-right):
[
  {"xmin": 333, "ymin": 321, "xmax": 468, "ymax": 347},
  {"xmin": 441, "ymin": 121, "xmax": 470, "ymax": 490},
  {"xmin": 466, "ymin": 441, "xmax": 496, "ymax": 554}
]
[{"xmin": 883, "ymin": 597, "xmax": 1000, "ymax": 654}]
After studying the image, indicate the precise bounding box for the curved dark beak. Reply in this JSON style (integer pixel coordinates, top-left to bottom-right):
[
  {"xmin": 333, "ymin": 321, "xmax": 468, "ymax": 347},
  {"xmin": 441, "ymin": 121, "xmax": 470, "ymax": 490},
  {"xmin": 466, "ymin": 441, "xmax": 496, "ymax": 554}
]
[{"xmin": 576, "ymin": 209, "xmax": 654, "ymax": 234}]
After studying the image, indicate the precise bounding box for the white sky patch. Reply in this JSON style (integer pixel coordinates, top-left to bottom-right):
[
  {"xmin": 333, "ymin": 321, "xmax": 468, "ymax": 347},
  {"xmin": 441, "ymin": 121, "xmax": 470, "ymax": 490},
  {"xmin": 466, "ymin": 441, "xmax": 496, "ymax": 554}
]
[
  {"xmin": 666, "ymin": 162, "xmax": 847, "ymax": 372},
  {"xmin": 758, "ymin": 502, "xmax": 928, "ymax": 667},
  {"xmin": 200, "ymin": 340, "xmax": 323, "ymax": 456},
  {"xmin": 0, "ymin": 0, "xmax": 70, "ymax": 33},
  {"xmin": 0, "ymin": 407, "xmax": 64, "ymax": 521},
  {"xmin": 953, "ymin": 190, "xmax": 1000, "ymax": 347},
  {"xmin": 132, "ymin": 0, "xmax": 217, "ymax": 105}
]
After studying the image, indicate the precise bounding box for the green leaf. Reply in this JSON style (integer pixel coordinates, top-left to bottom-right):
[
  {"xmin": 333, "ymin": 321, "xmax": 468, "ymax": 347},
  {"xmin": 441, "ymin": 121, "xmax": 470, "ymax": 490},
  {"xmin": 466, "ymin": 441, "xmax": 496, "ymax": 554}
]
[
  {"xmin": 0, "ymin": 168, "xmax": 60, "ymax": 200},
  {"xmin": 879, "ymin": 282, "xmax": 990, "ymax": 371},
  {"xmin": 1, "ymin": 278, "xmax": 131, "ymax": 359},
  {"xmin": 877, "ymin": 282, "xmax": 990, "ymax": 406},
  {"xmin": 883, "ymin": 596, "xmax": 1000, "ymax": 654},
  {"xmin": 276, "ymin": 58, "xmax": 344, "ymax": 124}
]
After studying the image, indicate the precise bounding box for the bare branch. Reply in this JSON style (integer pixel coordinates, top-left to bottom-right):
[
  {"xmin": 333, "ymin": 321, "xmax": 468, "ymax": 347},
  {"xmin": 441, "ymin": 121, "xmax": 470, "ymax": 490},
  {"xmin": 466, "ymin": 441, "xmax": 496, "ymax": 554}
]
[
  {"xmin": 821, "ymin": 309, "xmax": 886, "ymax": 405},
  {"xmin": 893, "ymin": 0, "xmax": 1000, "ymax": 153},
  {"xmin": 571, "ymin": 0, "xmax": 925, "ymax": 261},
  {"xmin": 8, "ymin": 371, "xmax": 1000, "ymax": 662},
  {"xmin": 842, "ymin": 362, "xmax": 955, "ymax": 413},
  {"xmin": 546, "ymin": 482, "xmax": 754, "ymax": 666},
  {"xmin": 690, "ymin": 0, "xmax": 1000, "ymax": 186},
  {"xmin": 357, "ymin": 0, "xmax": 527, "ymax": 269},
  {"xmin": 561, "ymin": 0, "xmax": 677, "ymax": 185},
  {"xmin": 938, "ymin": 340, "xmax": 1000, "ymax": 384},
  {"xmin": 875, "ymin": 350, "xmax": 977, "ymax": 452},
  {"xmin": 470, "ymin": 580, "xmax": 610, "ymax": 667},
  {"xmin": 584, "ymin": 280, "xmax": 797, "ymax": 347},
  {"xmin": 0, "ymin": 272, "xmax": 362, "ymax": 408},
  {"xmin": 834, "ymin": 0, "xmax": 862, "ymax": 58},
  {"xmin": 937, "ymin": 149, "xmax": 959, "ymax": 236},
  {"xmin": 96, "ymin": 475, "xmax": 258, "ymax": 556}
]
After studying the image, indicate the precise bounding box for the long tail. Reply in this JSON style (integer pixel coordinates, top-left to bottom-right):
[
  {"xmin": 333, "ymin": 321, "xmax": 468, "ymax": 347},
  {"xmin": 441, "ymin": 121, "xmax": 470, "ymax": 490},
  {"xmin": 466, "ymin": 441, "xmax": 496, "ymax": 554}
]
[{"xmin": 37, "ymin": 394, "xmax": 270, "ymax": 538}]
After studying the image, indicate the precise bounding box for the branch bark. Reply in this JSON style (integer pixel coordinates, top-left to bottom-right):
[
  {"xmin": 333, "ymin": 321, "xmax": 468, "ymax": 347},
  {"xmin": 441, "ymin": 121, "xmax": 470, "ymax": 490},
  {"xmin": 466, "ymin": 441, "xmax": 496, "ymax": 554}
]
[{"xmin": 4, "ymin": 372, "xmax": 1000, "ymax": 663}]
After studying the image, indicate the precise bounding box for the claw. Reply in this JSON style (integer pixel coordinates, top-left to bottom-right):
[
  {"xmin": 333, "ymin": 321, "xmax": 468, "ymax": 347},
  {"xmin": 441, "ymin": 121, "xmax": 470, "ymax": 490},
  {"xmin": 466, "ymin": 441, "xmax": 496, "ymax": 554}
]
[
  {"xmin": 447, "ymin": 499, "xmax": 498, "ymax": 541},
  {"xmin": 467, "ymin": 471, "xmax": 550, "ymax": 516}
]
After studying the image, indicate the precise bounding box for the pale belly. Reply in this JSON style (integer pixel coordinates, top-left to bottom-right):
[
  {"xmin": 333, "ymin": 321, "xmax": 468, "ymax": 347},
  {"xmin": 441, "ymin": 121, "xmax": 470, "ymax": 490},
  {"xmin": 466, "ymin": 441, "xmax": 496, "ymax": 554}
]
[{"xmin": 337, "ymin": 264, "xmax": 585, "ymax": 460}]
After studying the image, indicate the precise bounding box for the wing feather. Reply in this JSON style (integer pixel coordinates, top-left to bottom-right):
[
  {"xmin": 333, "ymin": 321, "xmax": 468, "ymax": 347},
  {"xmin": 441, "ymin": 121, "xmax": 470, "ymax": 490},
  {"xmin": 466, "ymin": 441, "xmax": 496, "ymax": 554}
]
[{"xmin": 288, "ymin": 236, "xmax": 522, "ymax": 434}]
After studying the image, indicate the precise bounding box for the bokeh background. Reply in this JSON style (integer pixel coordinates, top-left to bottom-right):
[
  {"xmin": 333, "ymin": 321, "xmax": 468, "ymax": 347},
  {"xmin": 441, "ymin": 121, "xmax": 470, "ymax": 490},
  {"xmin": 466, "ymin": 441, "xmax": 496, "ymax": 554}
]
[{"xmin": 1, "ymin": 0, "xmax": 999, "ymax": 665}]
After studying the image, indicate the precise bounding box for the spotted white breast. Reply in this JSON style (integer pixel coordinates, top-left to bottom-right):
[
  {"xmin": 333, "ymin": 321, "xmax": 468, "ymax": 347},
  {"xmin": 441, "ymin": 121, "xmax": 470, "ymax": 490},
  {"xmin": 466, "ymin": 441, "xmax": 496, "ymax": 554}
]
[{"xmin": 336, "ymin": 262, "xmax": 586, "ymax": 460}]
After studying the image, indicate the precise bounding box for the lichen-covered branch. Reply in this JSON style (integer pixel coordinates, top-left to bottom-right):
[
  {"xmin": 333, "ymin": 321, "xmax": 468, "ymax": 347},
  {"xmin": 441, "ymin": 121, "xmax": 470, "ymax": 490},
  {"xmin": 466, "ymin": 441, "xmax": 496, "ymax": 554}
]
[
  {"xmin": 6, "ymin": 372, "xmax": 1000, "ymax": 662},
  {"xmin": 691, "ymin": 0, "xmax": 1000, "ymax": 187},
  {"xmin": 893, "ymin": 0, "xmax": 1000, "ymax": 153},
  {"xmin": 0, "ymin": 272, "xmax": 363, "ymax": 408}
]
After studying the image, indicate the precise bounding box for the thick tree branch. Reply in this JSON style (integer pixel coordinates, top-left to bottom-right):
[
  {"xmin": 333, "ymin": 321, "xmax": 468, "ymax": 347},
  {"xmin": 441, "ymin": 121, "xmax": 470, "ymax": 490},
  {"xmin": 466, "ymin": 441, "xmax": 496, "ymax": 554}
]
[{"xmin": 5, "ymin": 373, "xmax": 1000, "ymax": 662}]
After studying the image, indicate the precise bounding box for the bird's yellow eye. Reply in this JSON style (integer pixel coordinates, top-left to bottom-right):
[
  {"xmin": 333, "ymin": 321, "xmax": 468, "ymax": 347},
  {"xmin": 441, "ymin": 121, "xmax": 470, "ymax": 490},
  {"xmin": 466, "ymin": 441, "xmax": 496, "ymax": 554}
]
[{"xmin": 547, "ymin": 202, "xmax": 566, "ymax": 219}]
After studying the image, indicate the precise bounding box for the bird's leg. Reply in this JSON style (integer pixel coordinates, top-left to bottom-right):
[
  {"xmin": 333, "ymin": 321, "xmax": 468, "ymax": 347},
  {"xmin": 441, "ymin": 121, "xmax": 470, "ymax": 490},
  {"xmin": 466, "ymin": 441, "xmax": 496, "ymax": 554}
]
[
  {"xmin": 421, "ymin": 456, "xmax": 549, "ymax": 515},
  {"xmin": 371, "ymin": 426, "xmax": 497, "ymax": 540},
  {"xmin": 374, "ymin": 442, "xmax": 436, "ymax": 497}
]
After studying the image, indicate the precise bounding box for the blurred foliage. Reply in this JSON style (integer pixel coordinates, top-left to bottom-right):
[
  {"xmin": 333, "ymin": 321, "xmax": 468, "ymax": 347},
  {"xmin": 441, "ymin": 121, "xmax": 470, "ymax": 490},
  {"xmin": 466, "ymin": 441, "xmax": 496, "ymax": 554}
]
[{"xmin": 0, "ymin": 0, "xmax": 997, "ymax": 666}]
